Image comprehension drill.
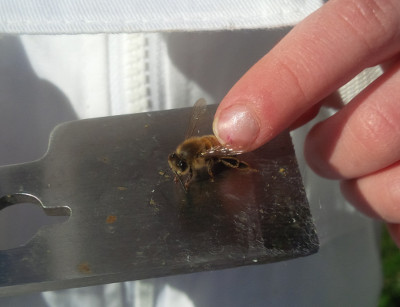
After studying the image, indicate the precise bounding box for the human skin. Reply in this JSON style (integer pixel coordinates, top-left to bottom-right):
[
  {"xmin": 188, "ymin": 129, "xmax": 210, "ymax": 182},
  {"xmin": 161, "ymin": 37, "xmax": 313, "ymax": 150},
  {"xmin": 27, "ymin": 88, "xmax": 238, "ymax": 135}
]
[{"xmin": 213, "ymin": 0, "xmax": 400, "ymax": 245}]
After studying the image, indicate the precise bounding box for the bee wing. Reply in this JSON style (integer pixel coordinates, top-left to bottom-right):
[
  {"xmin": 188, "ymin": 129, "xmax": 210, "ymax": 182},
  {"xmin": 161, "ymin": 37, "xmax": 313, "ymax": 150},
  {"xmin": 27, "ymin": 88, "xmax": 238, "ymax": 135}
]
[
  {"xmin": 200, "ymin": 145, "xmax": 245, "ymax": 158},
  {"xmin": 185, "ymin": 98, "xmax": 207, "ymax": 139}
]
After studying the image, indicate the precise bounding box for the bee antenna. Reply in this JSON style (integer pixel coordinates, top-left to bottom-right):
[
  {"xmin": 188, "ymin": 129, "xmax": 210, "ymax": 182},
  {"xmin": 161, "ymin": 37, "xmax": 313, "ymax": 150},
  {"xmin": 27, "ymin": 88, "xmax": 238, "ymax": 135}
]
[{"xmin": 175, "ymin": 172, "xmax": 187, "ymax": 193}]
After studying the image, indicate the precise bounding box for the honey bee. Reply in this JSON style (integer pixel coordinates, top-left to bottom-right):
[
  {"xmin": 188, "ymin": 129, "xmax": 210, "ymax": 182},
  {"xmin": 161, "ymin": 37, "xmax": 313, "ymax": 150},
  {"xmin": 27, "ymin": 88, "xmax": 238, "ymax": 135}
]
[{"xmin": 168, "ymin": 98, "xmax": 253, "ymax": 191}]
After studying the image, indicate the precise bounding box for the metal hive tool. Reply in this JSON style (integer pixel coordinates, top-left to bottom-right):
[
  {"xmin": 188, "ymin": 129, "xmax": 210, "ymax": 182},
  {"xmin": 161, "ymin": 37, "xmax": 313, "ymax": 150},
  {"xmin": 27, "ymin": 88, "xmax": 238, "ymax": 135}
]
[{"xmin": 0, "ymin": 104, "xmax": 318, "ymax": 296}]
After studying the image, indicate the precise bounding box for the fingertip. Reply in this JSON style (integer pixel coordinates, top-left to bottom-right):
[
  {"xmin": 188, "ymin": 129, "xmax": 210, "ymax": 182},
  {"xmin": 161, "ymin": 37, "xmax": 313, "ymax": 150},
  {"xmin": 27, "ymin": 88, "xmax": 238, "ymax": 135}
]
[
  {"xmin": 339, "ymin": 179, "xmax": 381, "ymax": 220},
  {"xmin": 305, "ymin": 122, "xmax": 335, "ymax": 178},
  {"xmin": 213, "ymin": 103, "xmax": 261, "ymax": 151},
  {"xmin": 305, "ymin": 119, "xmax": 348, "ymax": 179}
]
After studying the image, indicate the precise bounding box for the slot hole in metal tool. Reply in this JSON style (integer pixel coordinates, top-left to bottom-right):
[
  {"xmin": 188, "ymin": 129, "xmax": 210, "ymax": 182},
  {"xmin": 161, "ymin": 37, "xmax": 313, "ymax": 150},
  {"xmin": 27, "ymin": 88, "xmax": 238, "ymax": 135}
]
[{"xmin": 0, "ymin": 193, "xmax": 71, "ymax": 250}]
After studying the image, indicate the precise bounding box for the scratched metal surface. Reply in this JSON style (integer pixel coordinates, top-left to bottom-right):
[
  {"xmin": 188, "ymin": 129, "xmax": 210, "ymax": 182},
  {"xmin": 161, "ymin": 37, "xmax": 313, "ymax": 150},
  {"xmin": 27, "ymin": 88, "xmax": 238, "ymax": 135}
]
[{"xmin": 0, "ymin": 104, "xmax": 318, "ymax": 296}]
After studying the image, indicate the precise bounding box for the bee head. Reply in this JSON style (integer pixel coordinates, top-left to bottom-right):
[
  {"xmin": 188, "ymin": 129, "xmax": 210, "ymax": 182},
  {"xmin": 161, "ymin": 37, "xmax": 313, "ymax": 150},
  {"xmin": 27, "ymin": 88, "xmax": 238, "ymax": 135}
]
[{"xmin": 168, "ymin": 152, "xmax": 189, "ymax": 175}]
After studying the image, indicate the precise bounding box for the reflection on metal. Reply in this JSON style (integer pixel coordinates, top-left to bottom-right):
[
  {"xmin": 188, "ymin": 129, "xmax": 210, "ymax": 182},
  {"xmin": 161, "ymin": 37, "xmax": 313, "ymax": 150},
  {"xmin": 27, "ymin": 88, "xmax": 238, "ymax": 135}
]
[{"xmin": 0, "ymin": 104, "xmax": 318, "ymax": 296}]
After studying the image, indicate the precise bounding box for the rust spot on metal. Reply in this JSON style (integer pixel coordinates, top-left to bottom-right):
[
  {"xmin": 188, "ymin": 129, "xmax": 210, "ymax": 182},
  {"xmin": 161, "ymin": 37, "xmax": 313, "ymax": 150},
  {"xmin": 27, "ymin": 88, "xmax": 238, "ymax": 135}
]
[
  {"xmin": 98, "ymin": 156, "xmax": 110, "ymax": 164},
  {"xmin": 106, "ymin": 215, "xmax": 117, "ymax": 224},
  {"xmin": 78, "ymin": 262, "xmax": 91, "ymax": 274}
]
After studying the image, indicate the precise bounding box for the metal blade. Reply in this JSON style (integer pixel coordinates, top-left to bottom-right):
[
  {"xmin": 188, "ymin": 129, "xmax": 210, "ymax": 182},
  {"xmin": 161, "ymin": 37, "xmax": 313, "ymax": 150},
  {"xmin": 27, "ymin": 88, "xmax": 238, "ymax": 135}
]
[{"xmin": 0, "ymin": 104, "xmax": 318, "ymax": 296}]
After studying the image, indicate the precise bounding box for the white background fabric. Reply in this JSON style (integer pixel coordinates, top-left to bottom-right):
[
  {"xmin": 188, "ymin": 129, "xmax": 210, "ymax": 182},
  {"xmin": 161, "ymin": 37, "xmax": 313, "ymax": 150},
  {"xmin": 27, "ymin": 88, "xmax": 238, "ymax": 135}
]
[{"xmin": 0, "ymin": 0, "xmax": 321, "ymax": 33}]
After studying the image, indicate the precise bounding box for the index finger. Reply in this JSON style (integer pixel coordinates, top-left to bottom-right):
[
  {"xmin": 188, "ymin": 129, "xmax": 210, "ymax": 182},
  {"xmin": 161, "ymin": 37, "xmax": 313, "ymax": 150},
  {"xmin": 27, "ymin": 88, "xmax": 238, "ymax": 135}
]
[{"xmin": 213, "ymin": 0, "xmax": 400, "ymax": 151}]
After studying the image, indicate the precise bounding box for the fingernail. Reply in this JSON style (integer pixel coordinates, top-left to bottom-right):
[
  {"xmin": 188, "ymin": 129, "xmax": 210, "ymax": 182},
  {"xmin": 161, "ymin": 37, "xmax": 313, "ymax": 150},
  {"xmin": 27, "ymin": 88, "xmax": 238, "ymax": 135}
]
[{"xmin": 213, "ymin": 104, "xmax": 260, "ymax": 150}]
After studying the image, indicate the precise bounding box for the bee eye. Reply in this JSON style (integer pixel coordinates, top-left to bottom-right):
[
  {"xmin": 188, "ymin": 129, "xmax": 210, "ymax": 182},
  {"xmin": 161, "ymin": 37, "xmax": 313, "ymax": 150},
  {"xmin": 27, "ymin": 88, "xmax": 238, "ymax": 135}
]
[
  {"xmin": 177, "ymin": 160, "xmax": 187, "ymax": 171},
  {"xmin": 168, "ymin": 153, "xmax": 188, "ymax": 172}
]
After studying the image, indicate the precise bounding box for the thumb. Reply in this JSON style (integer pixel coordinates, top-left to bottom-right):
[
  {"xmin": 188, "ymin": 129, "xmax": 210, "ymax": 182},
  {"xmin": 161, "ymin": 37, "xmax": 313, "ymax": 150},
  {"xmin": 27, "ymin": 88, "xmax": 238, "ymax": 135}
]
[{"xmin": 213, "ymin": 0, "xmax": 400, "ymax": 151}]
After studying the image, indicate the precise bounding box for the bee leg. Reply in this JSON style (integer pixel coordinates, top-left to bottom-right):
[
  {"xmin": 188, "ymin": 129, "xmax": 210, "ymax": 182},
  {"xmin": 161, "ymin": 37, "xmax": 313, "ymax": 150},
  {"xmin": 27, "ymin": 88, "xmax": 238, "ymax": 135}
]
[
  {"xmin": 220, "ymin": 157, "xmax": 240, "ymax": 168},
  {"xmin": 172, "ymin": 173, "xmax": 187, "ymax": 192},
  {"xmin": 238, "ymin": 161, "xmax": 258, "ymax": 172},
  {"xmin": 207, "ymin": 159, "xmax": 215, "ymax": 182},
  {"xmin": 220, "ymin": 157, "xmax": 258, "ymax": 172},
  {"xmin": 184, "ymin": 168, "xmax": 193, "ymax": 189}
]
